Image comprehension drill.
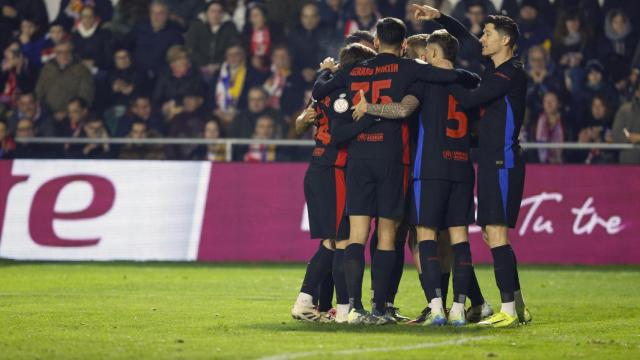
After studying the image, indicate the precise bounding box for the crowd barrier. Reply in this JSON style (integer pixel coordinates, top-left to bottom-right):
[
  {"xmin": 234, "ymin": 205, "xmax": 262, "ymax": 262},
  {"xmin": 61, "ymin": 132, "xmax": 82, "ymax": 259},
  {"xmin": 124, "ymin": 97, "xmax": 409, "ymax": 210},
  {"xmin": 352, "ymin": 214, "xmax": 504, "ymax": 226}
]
[{"xmin": 0, "ymin": 160, "xmax": 638, "ymax": 264}]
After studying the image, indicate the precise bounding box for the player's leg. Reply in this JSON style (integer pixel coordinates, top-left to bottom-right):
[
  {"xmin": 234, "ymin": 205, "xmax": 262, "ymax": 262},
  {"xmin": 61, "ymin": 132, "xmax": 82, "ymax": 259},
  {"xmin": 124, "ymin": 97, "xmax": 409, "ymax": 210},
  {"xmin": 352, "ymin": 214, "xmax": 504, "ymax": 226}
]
[
  {"xmin": 447, "ymin": 226, "xmax": 473, "ymax": 326},
  {"xmin": 369, "ymin": 216, "xmax": 398, "ymax": 322},
  {"xmin": 344, "ymin": 215, "xmax": 371, "ymax": 323},
  {"xmin": 436, "ymin": 231, "xmax": 452, "ymax": 308},
  {"xmin": 293, "ymin": 239, "xmax": 334, "ymax": 321},
  {"xmin": 416, "ymin": 226, "xmax": 447, "ymax": 326},
  {"xmin": 385, "ymin": 217, "xmax": 410, "ymax": 322},
  {"xmin": 332, "ymin": 239, "xmax": 350, "ymax": 323}
]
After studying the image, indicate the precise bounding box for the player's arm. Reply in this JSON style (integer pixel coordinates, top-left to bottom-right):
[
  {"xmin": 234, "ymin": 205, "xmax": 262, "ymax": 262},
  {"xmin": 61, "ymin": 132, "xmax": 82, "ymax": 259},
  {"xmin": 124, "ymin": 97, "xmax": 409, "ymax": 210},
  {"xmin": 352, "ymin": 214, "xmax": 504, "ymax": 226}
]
[
  {"xmin": 352, "ymin": 89, "xmax": 420, "ymax": 120},
  {"xmin": 294, "ymin": 105, "xmax": 317, "ymax": 135},
  {"xmin": 447, "ymin": 71, "xmax": 513, "ymax": 109},
  {"xmin": 329, "ymin": 116, "xmax": 376, "ymax": 146},
  {"xmin": 311, "ymin": 58, "xmax": 346, "ymax": 101}
]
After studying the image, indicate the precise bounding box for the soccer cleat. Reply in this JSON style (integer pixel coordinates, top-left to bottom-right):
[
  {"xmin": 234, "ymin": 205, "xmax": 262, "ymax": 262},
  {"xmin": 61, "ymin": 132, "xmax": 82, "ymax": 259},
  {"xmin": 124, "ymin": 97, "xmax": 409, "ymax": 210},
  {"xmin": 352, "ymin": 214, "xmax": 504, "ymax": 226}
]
[
  {"xmin": 362, "ymin": 309, "xmax": 397, "ymax": 325},
  {"xmin": 448, "ymin": 308, "xmax": 467, "ymax": 327},
  {"xmin": 386, "ymin": 307, "xmax": 411, "ymax": 323},
  {"xmin": 319, "ymin": 308, "xmax": 337, "ymax": 323},
  {"xmin": 335, "ymin": 310, "xmax": 348, "ymax": 324},
  {"xmin": 477, "ymin": 311, "xmax": 518, "ymax": 328},
  {"xmin": 347, "ymin": 308, "xmax": 369, "ymax": 324},
  {"xmin": 422, "ymin": 310, "xmax": 447, "ymax": 327},
  {"xmin": 408, "ymin": 306, "xmax": 431, "ymax": 324},
  {"xmin": 291, "ymin": 302, "xmax": 320, "ymax": 322},
  {"xmin": 518, "ymin": 307, "xmax": 532, "ymax": 325},
  {"xmin": 466, "ymin": 302, "xmax": 494, "ymax": 323}
]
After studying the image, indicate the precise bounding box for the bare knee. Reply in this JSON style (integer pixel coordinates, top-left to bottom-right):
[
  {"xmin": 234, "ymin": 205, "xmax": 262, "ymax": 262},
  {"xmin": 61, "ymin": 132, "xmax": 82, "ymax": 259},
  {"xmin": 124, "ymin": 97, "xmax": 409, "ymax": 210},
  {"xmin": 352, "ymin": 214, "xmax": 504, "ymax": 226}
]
[{"xmin": 377, "ymin": 217, "xmax": 398, "ymax": 251}]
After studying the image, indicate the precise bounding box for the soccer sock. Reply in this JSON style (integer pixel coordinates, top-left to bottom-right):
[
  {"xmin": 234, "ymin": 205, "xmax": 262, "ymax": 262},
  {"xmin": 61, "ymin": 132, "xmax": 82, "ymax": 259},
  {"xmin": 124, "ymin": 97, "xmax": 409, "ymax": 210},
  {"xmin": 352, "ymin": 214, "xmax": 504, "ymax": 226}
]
[
  {"xmin": 300, "ymin": 243, "xmax": 334, "ymax": 299},
  {"xmin": 418, "ymin": 240, "xmax": 442, "ymax": 303},
  {"xmin": 419, "ymin": 273, "xmax": 430, "ymax": 303},
  {"xmin": 344, "ymin": 243, "xmax": 365, "ymax": 310},
  {"xmin": 440, "ymin": 272, "xmax": 450, "ymax": 306},
  {"xmin": 452, "ymin": 242, "xmax": 473, "ymax": 305},
  {"xmin": 371, "ymin": 249, "xmax": 396, "ymax": 313},
  {"xmin": 332, "ymin": 248, "xmax": 349, "ymax": 306},
  {"xmin": 318, "ymin": 272, "xmax": 334, "ymax": 312},
  {"xmin": 491, "ymin": 245, "xmax": 517, "ymax": 316},
  {"xmin": 386, "ymin": 237, "xmax": 406, "ymax": 305},
  {"xmin": 468, "ymin": 266, "xmax": 486, "ymax": 307},
  {"xmin": 510, "ymin": 247, "xmax": 526, "ymax": 310}
]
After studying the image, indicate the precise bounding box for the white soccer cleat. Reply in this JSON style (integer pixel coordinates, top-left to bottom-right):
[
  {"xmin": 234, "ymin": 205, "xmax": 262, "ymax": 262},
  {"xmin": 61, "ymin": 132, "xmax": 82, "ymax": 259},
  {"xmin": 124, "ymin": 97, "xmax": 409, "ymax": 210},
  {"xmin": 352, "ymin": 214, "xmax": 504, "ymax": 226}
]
[{"xmin": 291, "ymin": 301, "xmax": 320, "ymax": 322}]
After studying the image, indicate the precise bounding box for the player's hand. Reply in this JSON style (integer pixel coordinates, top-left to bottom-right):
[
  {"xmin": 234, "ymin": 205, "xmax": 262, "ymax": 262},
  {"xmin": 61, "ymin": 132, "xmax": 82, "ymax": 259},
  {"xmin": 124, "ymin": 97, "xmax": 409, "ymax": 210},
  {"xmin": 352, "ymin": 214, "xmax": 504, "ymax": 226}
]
[
  {"xmin": 319, "ymin": 57, "xmax": 338, "ymax": 73},
  {"xmin": 412, "ymin": 4, "xmax": 441, "ymax": 21},
  {"xmin": 301, "ymin": 106, "xmax": 317, "ymax": 124},
  {"xmin": 351, "ymin": 90, "xmax": 367, "ymax": 121}
]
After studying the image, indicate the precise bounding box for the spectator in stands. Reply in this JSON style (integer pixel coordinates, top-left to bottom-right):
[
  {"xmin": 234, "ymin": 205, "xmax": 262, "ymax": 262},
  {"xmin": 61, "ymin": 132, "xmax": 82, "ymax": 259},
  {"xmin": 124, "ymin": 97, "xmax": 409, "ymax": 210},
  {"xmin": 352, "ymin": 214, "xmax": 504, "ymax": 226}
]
[
  {"xmin": 118, "ymin": 120, "xmax": 165, "ymax": 159},
  {"xmin": 56, "ymin": 97, "xmax": 89, "ymax": 137},
  {"xmin": 602, "ymin": 0, "xmax": 640, "ymax": 32},
  {"xmin": 165, "ymin": 0, "xmax": 203, "ymax": 28},
  {"xmin": 343, "ymin": 0, "xmax": 379, "ymax": 36},
  {"xmin": 35, "ymin": 41, "xmax": 94, "ymax": 120},
  {"xmin": 212, "ymin": 44, "xmax": 268, "ymax": 128},
  {"xmin": 153, "ymin": 45, "xmax": 207, "ymax": 110},
  {"xmin": 572, "ymin": 95, "xmax": 616, "ymax": 164},
  {"xmin": 67, "ymin": 116, "xmax": 111, "ymax": 158},
  {"xmin": 242, "ymin": 2, "xmax": 282, "ymax": 71},
  {"xmin": 263, "ymin": 45, "xmax": 305, "ymax": 119},
  {"xmin": 18, "ymin": 18, "xmax": 47, "ymax": 69},
  {"xmin": 71, "ymin": 5, "xmax": 113, "ymax": 72},
  {"xmin": 115, "ymin": 95, "xmax": 165, "ymax": 137},
  {"xmin": 553, "ymin": 0, "xmax": 601, "ymax": 34},
  {"xmin": 378, "ymin": 0, "xmax": 412, "ymax": 19},
  {"xmin": 190, "ymin": 119, "xmax": 227, "ymax": 161},
  {"xmin": 1, "ymin": 41, "xmax": 37, "ymax": 108},
  {"xmin": 502, "ymin": 0, "xmax": 554, "ymax": 28},
  {"xmin": 516, "ymin": 0, "xmax": 552, "ymax": 58},
  {"xmin": 107, "ymin": 48, "xmax": 145, "ymax": 111},
  {"xmin": 552, "ymin": 12, "xmax": 595, "ymax": 69},
  {"xmin": 289, "ymin": 2, "xmax": 332, "ymax": 85},
  {"xmin": 0, "ymin": 120, "xmax": 15, "ymax": 158},
  {"xmin": 318, "ymin": 0, "xmax": 344, "ymax": 31},
  {"xmin": 451, "ymin": 0, "xmax": 495, "ymax": 23},
  {"xmin": 13, "ymin": 118, "xmax": 47, "ymax": 158},
  {"xmin": 186, "ymin": 0, "xmax": 240, "ymax": 79},
  {"xmin": 454, "ymin": 0, "xmax": 486, "ymax": 73},
  {"xmin": 41, "ymin": 22, "xmax": 69, "ymax": 65},
  {"xmin": 243, "ymin": 114, "xmax": 279, "ymax": 162},
  {"xmin": 525, "ymin": 46, "xmax": 565, "ymax": 121},
  {"xmin": 108, "ymin": 0, "xmax": 151, "ymax": 39},
  {"xmin": 535, "ymin": 91, "xmax": 565, "ymax": 164},
  {"xmin": 0, "ymin": 1, "xmax": 48, "ymax": 47},
  {"xmin": 571, "ymin": 59, "xmax": 618, "ymax": 129},
  {"xmin": 9, "ymin": 93, "xmax": 54, "ymax": 136},
  {"xmin": 166, "ymin": 89, "xmax": 208, "ymax": 159},
  {"xmin": 612, "ymin": 82, "xmax": 640, "ymax": 164},
  {"xmin": 129, "ymin": 0, "xmax": 183, "ymax": 78},
  {"xmin": 55, "ymin": 0, "xmax": 113, "ymax": 31},
  {"xmin": 598, "ymin": 9, "xmax": 638, "ymax": 77},
  {"xmin": 228, "ymin": 86, "xmax": 284, "ymax": 138}
]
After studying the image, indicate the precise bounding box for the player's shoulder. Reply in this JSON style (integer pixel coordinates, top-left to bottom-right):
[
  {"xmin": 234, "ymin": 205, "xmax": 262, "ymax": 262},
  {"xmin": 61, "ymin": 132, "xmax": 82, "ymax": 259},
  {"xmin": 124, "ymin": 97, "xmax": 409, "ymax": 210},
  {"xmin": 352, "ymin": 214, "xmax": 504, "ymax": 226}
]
[{"xmin": 494, "ymin": 58, "xmax": 525, "ymax": 80}]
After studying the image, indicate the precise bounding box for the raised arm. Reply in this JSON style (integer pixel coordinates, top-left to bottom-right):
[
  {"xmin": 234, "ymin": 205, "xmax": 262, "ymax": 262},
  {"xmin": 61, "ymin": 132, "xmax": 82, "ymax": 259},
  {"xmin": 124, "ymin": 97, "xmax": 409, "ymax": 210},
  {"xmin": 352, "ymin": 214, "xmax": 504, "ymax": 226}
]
[
  {"xmin": 295, "ymin": 105, "xmax": 317, "ymax": 136},
  {"xmin": 311, "ymin": 58, "xmax": 347, "ymax": 101},
  {"xmin": 447, "ymin": 71, "xmax": 512, "ymax": 109}
]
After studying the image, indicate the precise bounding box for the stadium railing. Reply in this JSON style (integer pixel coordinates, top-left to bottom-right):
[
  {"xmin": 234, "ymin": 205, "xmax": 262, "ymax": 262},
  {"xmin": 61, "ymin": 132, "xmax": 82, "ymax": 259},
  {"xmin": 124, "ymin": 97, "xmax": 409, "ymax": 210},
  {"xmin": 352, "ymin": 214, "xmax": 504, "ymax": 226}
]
[{"xmin": 15, "ymin": 137, "xmax": 640, "ymax": 162}]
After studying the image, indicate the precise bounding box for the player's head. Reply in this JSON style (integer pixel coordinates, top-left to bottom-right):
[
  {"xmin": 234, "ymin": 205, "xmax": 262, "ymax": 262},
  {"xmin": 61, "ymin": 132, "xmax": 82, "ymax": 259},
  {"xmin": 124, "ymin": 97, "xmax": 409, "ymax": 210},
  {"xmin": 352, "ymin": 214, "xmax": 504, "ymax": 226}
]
[
  {"xmin": 374, "ymin": 17, "xmax": 407, "ymax": 52},
  {"xmin": 338, "ymin": 43, "xmax": 377, "ymax": 68},
  {"xmin": 425, "ymin": 29, "xmax": 458, "ymax": 65},
  {"xmin": 344, "ymin": 30, "xmax": 375, "ymax": 50},
  {"xmin": 480, "ymin": 15, "xmax": 519, "ymax": 57},
  {"xmin": 405, "ymin": 34, "xmax": 429, "ymax": 60}
]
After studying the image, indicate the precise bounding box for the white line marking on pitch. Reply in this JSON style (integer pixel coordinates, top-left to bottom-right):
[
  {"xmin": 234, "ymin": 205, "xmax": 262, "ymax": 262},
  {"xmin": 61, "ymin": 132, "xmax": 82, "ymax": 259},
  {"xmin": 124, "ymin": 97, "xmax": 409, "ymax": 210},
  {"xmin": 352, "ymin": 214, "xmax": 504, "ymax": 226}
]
[{"xmin": 258, "ymin": 336, "xmax": 492, "ymax": 360}]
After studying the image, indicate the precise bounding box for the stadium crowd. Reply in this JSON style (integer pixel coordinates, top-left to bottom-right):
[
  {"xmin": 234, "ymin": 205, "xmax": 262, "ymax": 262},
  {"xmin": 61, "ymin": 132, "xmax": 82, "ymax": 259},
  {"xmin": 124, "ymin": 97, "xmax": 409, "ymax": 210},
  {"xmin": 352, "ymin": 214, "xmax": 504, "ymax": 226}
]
[{"xmin": 0, "ymin": 0, "xmax": 638, "ymax": 163}]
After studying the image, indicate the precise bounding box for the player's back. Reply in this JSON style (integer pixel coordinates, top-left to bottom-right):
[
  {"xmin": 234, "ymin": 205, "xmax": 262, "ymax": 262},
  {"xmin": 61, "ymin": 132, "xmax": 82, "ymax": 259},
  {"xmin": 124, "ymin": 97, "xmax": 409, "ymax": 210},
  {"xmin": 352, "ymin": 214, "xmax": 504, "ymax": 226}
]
[{"xmin": 309, "ymin": 88, "xmax": 352, "ymax": 170}]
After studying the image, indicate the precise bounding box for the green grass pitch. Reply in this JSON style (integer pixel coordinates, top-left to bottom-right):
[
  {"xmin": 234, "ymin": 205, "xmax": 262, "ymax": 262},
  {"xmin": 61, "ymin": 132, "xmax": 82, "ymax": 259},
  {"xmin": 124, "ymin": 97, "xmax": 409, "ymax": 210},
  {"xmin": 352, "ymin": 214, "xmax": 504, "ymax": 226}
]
[{"xmin": 1, "ymin": 261, "xmax": 639, "ymax": 359}]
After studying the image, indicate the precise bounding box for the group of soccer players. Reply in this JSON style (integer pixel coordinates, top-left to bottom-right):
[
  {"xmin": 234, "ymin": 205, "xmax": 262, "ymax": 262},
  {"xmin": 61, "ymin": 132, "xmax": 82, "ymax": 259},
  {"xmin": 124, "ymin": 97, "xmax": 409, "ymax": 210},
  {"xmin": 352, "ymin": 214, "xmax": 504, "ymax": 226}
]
[{"xmin": 292, "ymin": 4, "xmax": 531, "ymax": 328}]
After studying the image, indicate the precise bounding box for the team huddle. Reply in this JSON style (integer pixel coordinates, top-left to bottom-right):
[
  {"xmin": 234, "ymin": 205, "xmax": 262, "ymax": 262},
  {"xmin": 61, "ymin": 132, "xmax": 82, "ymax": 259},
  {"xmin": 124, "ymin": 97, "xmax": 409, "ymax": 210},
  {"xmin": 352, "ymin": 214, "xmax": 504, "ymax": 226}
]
[{"xmin": 292, "ymin": 4, "xmax": 531, "ymax": 328}]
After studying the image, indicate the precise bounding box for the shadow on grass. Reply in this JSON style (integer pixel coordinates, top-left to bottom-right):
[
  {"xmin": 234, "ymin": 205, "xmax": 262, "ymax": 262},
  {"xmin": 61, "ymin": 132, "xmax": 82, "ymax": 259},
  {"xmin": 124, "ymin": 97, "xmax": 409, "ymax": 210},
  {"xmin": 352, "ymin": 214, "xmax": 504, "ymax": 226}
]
[{"xmin": 242, "ymin": 322, "xmax": 505, "ymax": 335}]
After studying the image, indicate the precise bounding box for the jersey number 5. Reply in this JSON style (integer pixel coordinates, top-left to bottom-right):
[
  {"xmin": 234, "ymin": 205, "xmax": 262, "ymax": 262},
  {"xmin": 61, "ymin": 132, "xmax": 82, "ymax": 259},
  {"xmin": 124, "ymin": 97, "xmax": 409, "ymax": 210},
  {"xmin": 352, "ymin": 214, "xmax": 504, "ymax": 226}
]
[
  {"xmin": 351, "ymin": 80, "xmax": 392, "ymax": 104},
  {"xmin": 446, "ymin": 95, "xmax": 468, "ymax": 139}
]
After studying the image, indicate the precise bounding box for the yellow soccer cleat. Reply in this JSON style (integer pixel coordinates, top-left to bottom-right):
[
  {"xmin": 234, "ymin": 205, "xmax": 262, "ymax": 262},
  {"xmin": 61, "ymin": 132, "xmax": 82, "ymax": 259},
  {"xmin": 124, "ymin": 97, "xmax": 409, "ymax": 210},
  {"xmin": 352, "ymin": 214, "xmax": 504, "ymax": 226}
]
[
  {"xmin": 477, "ymin": 311, "xmax": 518, "ymax": 328},
  {"xmin": 518, "ymin": 307, "xmax": 532, "ymax": 325}
]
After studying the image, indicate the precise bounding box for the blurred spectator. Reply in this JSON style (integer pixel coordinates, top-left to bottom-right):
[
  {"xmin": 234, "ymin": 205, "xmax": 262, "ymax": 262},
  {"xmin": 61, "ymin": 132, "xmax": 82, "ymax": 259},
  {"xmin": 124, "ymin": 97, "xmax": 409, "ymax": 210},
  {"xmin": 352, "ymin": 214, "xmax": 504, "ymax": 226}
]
[
  {"xmin": 153, "ymin": 45, "xmax": 207, "ymax": 109},
  {"xmin": 1, "ymin": 41, "xmax": 37, "ymax": 108},
  {"xmin": 602, "ymin": 0, "xmax": 640, "ymax": 32},
  {"xmin": 343, "ymin": 0, "xmax": 379, "ymax": 36},
  {"xmin": 553, "ymin": 0, "xmax": 601, "ymax": 34},
  {"xmin": 166, "ymin": 90, "xmax": 208, "ymax": 159},
  {"xmin": 598, "ymin": 9, "xmax": 638, "ymax": 80},
  {"xmin": 109, "ymin": 0, "xmax": 151, "ymax": 39},
  {"xmin": 17, "ymin": 18, "xmax": 46, "ymax": 70},
  {"xmin": 41, "ymin": 22, "xmax": 70, "ymax": 65},
  {"xmin": 212, "ymin": 44, "xmax": 268, "ymax": 128},
  {"xmin": 114, "ymin": 95, "xmax": 165, "ymax": 137},
  {"xmin": 230, "ymin": 0, "xmax": 247, "ymax": 31},
  {"xmin": 263, "ymin": 45, "xmax": 305, "ymax": 119},
  {"xmin": 55, "ymin": 0, "xmax": 113, "ymax": 31},
  {"xmin": 453, "ymin": 1, "xmax": 486, "ymax": 74},
  {"xmin": 71, "ymin": 5, "xmax": 113, "ymax": 72},
  {"xmin": 228, "ymin": 86, "xmax": 285, "ymax": 138},
  {"xmin": 118, "ymin": 120, "xmax": 165, "ymax": 159},
  {"xmin": 571, "ymin": 59, "xmax": 618, "ymax": 128},
  {"xmin": 8, "ymin": 93, "xmax": 54, "ymax": 136},
  {"xmin": 551, "ymin": 12, "xmax": 595, "ymax": 68},
  {"xmin": 129, "ymin": 0, "xmax": 183, "ymax": 78},
  {"xmin": 318, "ymin": 0, "xmax": 345, "ymax": 31},
  {"xmin": 611, "ymin": 82, "xmax": 640, "ymax": 164},
  {"xmin": 107, "ymin": 48, "xmax": 145, "ymax": 110},
  {"xmin": 378, "ymin": 0, "xmax": 408, "ymax": 19},
  {"xmin": 13, "ymin": 118, "xmax": 47, "ymax": 158},
  {"xmin": 186, "ymin": 0, "xmax": 240, "ymax": 79},
  {"xmin": 242, "ymin": 114, "xmax": 279, "ymax": 162},
  {"xmin": 0, "ymin": 1, "xmax": 48, "ymax": 49},
  {"xmin": 289, "ymin": 2, "xmax": 332, "ymax": 85},
  {"xmin": 535, "ymin": 91, "xmax": 565, "ymax": 163},
  {"xmin": 35, "ymin": 41, "xmax": 94, "ymax": 119},
  {"xmin": 56, "ymin": 97, "xmax": 89, "ymax": 137},
  {"xmin": 515, "ymin": 0, "xmax": 552, "ymax": 58},
  {"xmin": 67, "ymin": 116, "xmax": 111, "ymax": 158},
  {"xmin": 165, "ymin": 0, "xmax": 203, "ymax": 28},
  {"xmin": 0, "ymin": 120, "xmax": 15, "ymax": 158},
  {"xmin": 451, "ymin": 0, "xmax": 496, "ymax": 24},
  {"xmin": 242, "ymin": 2, "xmax": 283, "ymax": 71},
  {"xmin": 525, "ymin": 46, "xmax": 565, "ymax": 121},
  {"xmin": 571, "ymin": 95, "xmax": 616, "ymax": 164},
  {"xmin": 190, "ymin": 119, "xmax": 227, "ymax": 161},
  {"xmin": 502, "ymin": 0, "xmax": 554, "ymax": 28}
]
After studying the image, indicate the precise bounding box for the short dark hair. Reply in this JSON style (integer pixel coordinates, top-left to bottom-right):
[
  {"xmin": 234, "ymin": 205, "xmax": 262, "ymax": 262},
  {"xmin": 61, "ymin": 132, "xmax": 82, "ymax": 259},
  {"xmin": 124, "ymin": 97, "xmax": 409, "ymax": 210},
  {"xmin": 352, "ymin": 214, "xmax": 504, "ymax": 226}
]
[
  {"xmin": 426, "ymin": 30, "xmax": 458, "ymax": 62},
  {"xmin": 68, "ymin": 96, "xmax": 89, "ymax": 109},
  {"xmin": 344, "ymin": 30, "xmax": 374, "ymax": 46},
  {"xmin": 485, "ymin": 15, "xmax": 519, "ymax": 49},
  {"xmin": 339, "ymin": 43, "xmax": 377, "ymax": 67},
  {"xmin": 375, "ymin": 17, "xmax": 406, "ymax": 48}
]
